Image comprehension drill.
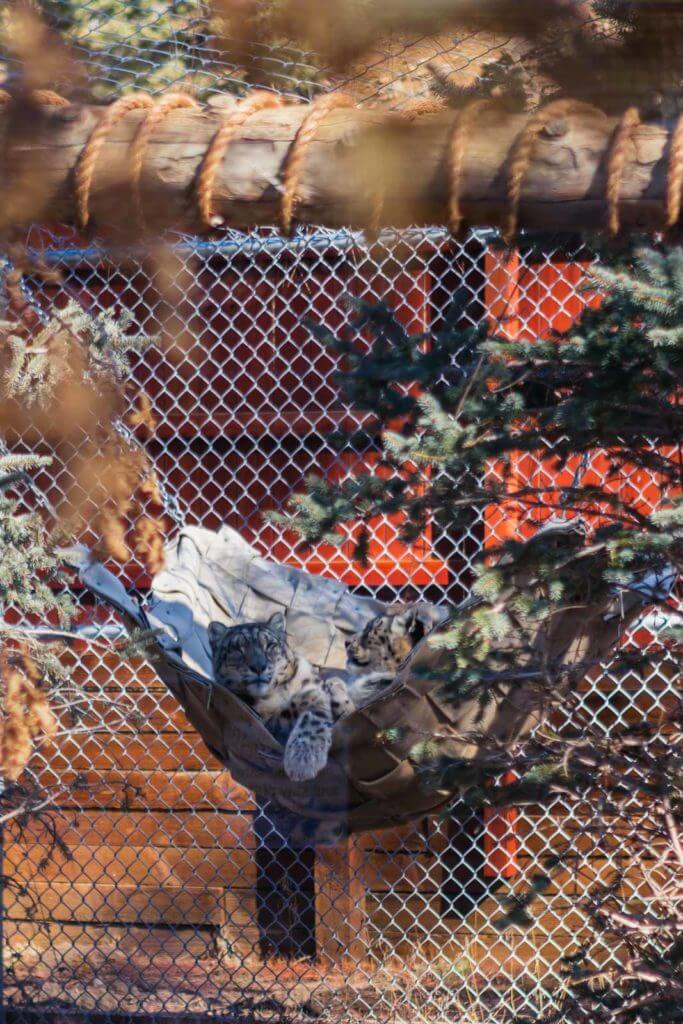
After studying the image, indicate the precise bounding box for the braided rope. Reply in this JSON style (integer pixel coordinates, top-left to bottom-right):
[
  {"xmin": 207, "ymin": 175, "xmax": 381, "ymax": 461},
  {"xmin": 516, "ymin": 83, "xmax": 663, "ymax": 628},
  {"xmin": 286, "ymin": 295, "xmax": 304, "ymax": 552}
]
[
  {"xmin": 280, "ymin": 92, "xmax": 355, "ymax": 236},
  {"xmin": 366, "ymin": 189, "xmax": 386, "ymax": 241},
  {"xmin": 129, "ymin": 93, "xmax": 199, "ymax": 229},
  {"xmin": 74, "ymin": 92, "xmax": 153, "ymax": 231},
  {"xmin": 448, "ymin": 98, "xmax": 496, "ymax": 237},
  {"xmin": 504, "ymin": 99, "xmax": 580, "ymax": 244},
  {"xmin": 606, "ymin": 106, "xmax": 640, "ymax": 235},
  {"xmin": 197, "ymin": 90, "xmax": 284, "ymax": 228},
  {"xmin": 30, "ymin": 90, "xmax": 70, "ymax": 107},
  {"xmin": 666, "ymin": 113, "xmax": 683, "ymax": 228},
  {"xmin": 400, "ymin": 97, "xmax": 446, "ymax": 121},
  {"xmin": 0, "ymin": 89, "xmax": 69, "ymax": 106}
]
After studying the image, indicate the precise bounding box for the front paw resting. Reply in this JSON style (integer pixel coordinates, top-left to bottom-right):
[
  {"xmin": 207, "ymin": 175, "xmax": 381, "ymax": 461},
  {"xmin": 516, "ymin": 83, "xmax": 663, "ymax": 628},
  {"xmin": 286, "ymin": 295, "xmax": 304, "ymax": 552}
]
[{"xmin": 284, "ymin": 727, "xmax": 332, "ymax": 782}]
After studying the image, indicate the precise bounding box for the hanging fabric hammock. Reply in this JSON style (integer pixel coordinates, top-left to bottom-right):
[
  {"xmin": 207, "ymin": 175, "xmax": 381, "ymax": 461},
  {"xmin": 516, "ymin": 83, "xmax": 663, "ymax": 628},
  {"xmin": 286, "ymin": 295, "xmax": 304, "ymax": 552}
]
[{"xmin": 75, "ymin": 522, "xmax": 671, "ymax": 844}]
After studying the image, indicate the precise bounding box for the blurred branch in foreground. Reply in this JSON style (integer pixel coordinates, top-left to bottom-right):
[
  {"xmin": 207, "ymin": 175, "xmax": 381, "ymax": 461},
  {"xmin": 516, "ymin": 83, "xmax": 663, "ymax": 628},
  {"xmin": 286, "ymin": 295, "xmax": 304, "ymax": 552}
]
[{"xmin": 216, "ymin": 1, "xmax": 683, "ymax": 116}]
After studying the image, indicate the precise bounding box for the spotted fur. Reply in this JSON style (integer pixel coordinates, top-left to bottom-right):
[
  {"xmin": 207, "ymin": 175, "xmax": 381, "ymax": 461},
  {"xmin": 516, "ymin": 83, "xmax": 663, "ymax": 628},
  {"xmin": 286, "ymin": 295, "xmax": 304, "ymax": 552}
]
[
  {"xmin": 345, "ymin": 607, "xmax": 427, "ymax": 675},
  {"xmin": 209, "ymin": 607, "xmax": 427, "ymax": 783},
  {"xmin": 209, "ymin": 612, "xmax": 377, "ymax": 782}
]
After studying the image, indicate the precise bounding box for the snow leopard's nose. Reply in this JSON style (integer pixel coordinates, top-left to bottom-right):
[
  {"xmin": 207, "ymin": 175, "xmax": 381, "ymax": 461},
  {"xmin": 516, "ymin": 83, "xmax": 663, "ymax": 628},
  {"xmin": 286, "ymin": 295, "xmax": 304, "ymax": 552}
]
[
  {"xmin": 248, "ymin": 657, "xmax": 270, "ymax": 681},
  {"xmin": 249, "ymin": 651, "xmax": 268, "ymax": 673}
]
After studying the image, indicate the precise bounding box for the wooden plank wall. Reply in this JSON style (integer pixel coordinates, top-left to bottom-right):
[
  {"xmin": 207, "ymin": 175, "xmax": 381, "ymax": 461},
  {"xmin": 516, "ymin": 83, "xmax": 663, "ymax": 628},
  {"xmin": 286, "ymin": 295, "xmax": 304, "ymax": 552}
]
[
  {"xmin": 5, "ymin": 648, "xmax": 252, "ymax": 962},
  {"xmin": 4, "ymin": 645, "xmax": 677, "ymax": 974}
]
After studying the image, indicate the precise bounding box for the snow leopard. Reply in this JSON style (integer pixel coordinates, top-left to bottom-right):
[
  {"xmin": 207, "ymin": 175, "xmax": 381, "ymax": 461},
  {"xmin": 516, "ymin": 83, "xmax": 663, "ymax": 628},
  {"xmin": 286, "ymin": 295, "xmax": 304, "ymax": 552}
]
[
  {"xmin": 345, "ymin": 606, "xmax": 429, "ymax": 675},
  {"xmin": 208, "ymin": 611, "xmax": 389, "ymax": 782},
  {"xmin": 209, "ymin": 608, "xmax": 428, "ymax": 783}
]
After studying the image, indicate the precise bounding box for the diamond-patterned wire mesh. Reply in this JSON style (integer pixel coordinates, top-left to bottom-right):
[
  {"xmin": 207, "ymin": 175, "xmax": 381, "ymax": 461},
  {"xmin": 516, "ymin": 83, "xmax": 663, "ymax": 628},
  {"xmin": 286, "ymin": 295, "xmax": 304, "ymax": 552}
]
[{"xmin": 1, "ymin": 3, "xmax": 679, "ymax": 1023}]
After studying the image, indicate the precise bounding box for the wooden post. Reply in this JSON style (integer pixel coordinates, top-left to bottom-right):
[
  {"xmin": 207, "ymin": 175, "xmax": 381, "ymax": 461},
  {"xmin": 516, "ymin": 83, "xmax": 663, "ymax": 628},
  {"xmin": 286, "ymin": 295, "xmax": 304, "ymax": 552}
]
[
  {"xmin": 483, "ymin": 772, "xmax": 519, "ymax": 880},
  {"xmin": 252, "ymin": 801, "xmax": 317, "ymax": 960},
  {"xmin": 229, "ymin": 804, "xmax": 369, "ymax": 964},
  {"xmin": 484, "ymin": 247, "xmax": 522, "ymax": 341},
  {"xmin": 0, "ymin": 100, "xmax": 676, "ymax": 235},
  {"xmin": 442, "ymin": 805, "xmax": 491, "ymax": 918},
  {"xmin": 315, "ymin": 835, "xmax": 369, "ymax": 963},
  {"xmin": 218, "ymin": 886, "xmax": 261, "ymax": 962}
]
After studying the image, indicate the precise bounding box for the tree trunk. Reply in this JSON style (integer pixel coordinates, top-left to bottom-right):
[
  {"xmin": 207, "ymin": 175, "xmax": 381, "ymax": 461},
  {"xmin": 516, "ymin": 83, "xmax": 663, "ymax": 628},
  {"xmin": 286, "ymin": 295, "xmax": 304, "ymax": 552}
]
[{"xmin": 0, "ymin": 99, "xmax": 675, "ymax": 237}]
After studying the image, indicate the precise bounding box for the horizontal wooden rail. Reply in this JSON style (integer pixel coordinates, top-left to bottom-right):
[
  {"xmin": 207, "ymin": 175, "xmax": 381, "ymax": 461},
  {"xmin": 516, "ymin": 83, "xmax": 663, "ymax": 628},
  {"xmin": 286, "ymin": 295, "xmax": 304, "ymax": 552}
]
[{"xmin": 1, "ymin": 94, "xmax": 678, "ymax": 237}]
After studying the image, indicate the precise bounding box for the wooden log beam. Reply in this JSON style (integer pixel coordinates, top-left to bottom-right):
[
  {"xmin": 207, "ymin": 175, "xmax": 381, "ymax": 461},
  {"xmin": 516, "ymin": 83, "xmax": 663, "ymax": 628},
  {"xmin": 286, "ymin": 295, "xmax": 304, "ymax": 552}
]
[{"xmin": 0, "ymin": 97, "xmax": 676, "ymax": 237}]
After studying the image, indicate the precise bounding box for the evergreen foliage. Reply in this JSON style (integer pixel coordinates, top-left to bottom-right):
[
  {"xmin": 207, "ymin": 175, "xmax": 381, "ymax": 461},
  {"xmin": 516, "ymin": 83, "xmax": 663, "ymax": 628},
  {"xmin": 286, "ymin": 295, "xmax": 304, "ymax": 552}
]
[
  {"xmin": 280, "ymin": 242, "xmax": 680, "ymax": 590},
  {"xmin": 0, "ymin": 450, "xmax": 73, "ymax": 785},
  {"xmin": 0, "ymin": 1, "xmax": 324, "ymax": 100},
  {"xmin": 34, "ymin": 0, "xmax": 211, "ymax": 99},
  {"xmin": 280, "ymin": 242, "xmax": 682, "ymax": 1019},
  {"xmin": 0, "ymin": 288, "xmax": 159, "ymax": 793},
  {"xmin": 0, "ymin": 452, "xmax": 72, "ymax": 627},
  {"xmin": 0, "ymin": 299, "xmax": 151, "ymax": 406}
]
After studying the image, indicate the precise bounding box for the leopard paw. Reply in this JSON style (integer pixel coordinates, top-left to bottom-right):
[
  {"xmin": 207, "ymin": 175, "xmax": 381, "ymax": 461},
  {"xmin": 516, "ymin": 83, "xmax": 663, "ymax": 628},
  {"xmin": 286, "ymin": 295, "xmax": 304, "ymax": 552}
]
[{"xmin": 284, "ymin": 728, "xmax": 332, "ymax": 782}]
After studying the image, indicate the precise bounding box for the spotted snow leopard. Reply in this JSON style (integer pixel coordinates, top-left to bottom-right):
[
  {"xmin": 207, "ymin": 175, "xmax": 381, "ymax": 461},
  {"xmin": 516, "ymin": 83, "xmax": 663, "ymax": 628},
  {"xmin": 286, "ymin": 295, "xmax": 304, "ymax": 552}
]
[
  {"xmin": 208, "ymin": 608, "xmax": 426, "ymax": 782},
  {"xmin": 345, "ymin": 606, "xmax": 429, "ymax": 674}
]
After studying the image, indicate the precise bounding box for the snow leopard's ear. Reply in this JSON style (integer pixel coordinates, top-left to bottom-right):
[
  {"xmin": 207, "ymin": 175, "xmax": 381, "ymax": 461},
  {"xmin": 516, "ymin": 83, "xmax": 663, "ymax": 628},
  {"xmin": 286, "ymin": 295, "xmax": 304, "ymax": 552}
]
[
  {"xmin": 208, "ymin": 620, "xmax": 228, "ymax": 650},
  {"xmin": 266, "ymin": 611, "xmax": 287, "ymax": 639},
  {"xmin": 394, "ymin": 607, "xmax": 426, "ymax": 645}
]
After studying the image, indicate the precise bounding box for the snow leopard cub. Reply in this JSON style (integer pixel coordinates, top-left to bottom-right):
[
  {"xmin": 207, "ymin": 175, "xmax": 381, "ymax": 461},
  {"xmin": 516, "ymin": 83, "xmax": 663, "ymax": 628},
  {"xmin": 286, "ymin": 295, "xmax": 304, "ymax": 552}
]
[
  {"xmin": 209, "ymin": 612, "xmax": 384, "ymax": 783},
  {"xmin": 345, "ymin": 606, "xmax": 428, "ymax": 675}
]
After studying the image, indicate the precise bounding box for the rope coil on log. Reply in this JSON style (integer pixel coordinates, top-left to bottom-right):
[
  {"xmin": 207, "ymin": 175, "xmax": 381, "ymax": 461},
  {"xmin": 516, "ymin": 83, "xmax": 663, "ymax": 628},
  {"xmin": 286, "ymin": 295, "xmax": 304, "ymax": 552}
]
[
  {"xmin": 74, "ymin": 93, "xmax": 154, "ymax": 231},
  {"xmin": 280, "ymin": 92, "xmax": 355, "ymax": 236},
  {"xmin": 366, "ymin": 190, "xmax": 385, "ymax": 241},
  {"xmin": 504, "ymin": 99, "xmax": 582, "ymax": 244},
  {"xmin": 129, "ymin": 93, "xmax": 199, "ymax": 230},
  {"xmin": 448, "ymin": 99, "xmax": 496, "ymax": 237},
  {"xmin": 197, "ymin": 90, "xmax": 285, "ymax": 229},
  {"xmin": 3, "ymin": 89, "xmax": 683, "ymax": 239},
  {"xmin": 399, "ymin": 98, "xmax": 446, "ymax": 120},
  {"xmin": 0, "ymin": 89, "xmax": 69, "ymax": 107},
  {"xmin": 606, "ymin": 106, "xmax": 641, "ymax": 235},
  {"xmin": 25, "ymin": 90, "xmax": 70, "ymax": 107},
  {"xmin": 666, "ymin": 112, "xmax": 683, "ymax": 228}
]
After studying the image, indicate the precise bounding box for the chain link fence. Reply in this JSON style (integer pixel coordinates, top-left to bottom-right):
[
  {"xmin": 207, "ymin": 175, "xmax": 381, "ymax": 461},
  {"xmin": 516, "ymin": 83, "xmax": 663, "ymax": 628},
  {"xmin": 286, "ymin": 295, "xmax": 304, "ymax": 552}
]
[{"xmin": 1, "ymin": 3, "xmax": 679, "ymax": 1023}]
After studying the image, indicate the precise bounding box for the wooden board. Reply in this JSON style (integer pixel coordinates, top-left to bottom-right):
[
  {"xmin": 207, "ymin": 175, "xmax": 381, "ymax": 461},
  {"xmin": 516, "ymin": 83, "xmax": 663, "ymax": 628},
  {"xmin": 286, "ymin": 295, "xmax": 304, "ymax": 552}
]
[
  {"xmin": 219, "ymin": 891, "xmax": 261, "ymax": 961},
  {"xmin": 6, "ymin": 881, "xmax": 225, "ymax": 926},
  {"xmin": 365, "ymin": 893, "xmax": 444, "ymax": 937},
  {"xmin": 315, "ymin": 838, "xmax": 369, "ymax": 962},
  {"xmin": 382, "ymin": 927, "xmax": 628, "ymax": 977},
  {"xmin": 359, "ymin": 820, "xmax": 434, "ymax": 854},
  {"xmin": 27, "ymin": 769, "xmax": 254, "ymax": 812},
  {"xmin": 7, "ymin": 810, "xmax": 256, "ymax": 850},
  {"xmin": 2, "ymin": 920, "xmax": 218, "ymax": 960},
  {"xmin": 4, "ymin": 842, "xmax": 257, "ymax": 889},
  {"xmin": 44, "ymin": 735, "xmax": 212, "ymax": 772},
  {"xmin": 355, "ymin": 850, "xmax": 443, "ymax": 893},
  {"xmin": 51, "ymin": 693, "xmax": 197, "ymax": 734}
]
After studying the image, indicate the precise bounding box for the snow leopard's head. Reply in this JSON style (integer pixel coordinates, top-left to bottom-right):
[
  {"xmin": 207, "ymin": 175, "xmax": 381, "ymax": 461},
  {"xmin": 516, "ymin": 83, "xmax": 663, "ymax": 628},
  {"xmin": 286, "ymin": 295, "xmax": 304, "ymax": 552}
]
[
  {"xmin": 345, "ymin": 608, "xmax": 427, "ymax": 673},
  {"xmin": 208, "ymin": 612, "xmax": 296, "ymax": 703}
]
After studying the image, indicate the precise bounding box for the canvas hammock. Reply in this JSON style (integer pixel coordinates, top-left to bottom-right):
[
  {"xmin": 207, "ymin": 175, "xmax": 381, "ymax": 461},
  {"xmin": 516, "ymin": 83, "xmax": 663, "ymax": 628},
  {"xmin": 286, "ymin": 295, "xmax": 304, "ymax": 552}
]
[{"xmin": 75, "ymin": 521, "xmax": 669, "ymax": 843}]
